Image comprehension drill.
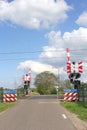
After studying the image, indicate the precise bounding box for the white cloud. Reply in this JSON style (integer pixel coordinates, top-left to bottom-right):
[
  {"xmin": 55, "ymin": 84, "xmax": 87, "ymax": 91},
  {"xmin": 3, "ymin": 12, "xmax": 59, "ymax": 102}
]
[
  {"xmin": 76, "ymin": 11, "xmax": 87, "ymax": 27},
  {"xmin": 17, "ymin": 60, "xmax": 66, "ymax": 82},
  {"xmin": 63, "ymin": 27, "xmax": 87, "ymax": 48},
  {"xmin": 17, "ymin": 60, "xmax": 59, "ymax": 74},
  {"xmin": 17, "ymin": 27, "xmax": 87, "ymax": 81},
  {"xmin": 40, "ymin": 27, "xmax": 87, "ymax": 64},
  {"xmin": 39, "ymin": 27, "xmax": 87, "ymax": 81},
  {"xmin": 0, "ymin": 0, "xmax": 71, "ymax": 29}
]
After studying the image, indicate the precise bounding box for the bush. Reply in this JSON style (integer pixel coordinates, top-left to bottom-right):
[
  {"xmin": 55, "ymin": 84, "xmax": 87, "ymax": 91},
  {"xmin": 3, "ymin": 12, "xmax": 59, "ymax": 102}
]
[
  {"xmin": 37, "ymin": 85, "xmax": 57, "ymax": 95},
  {"xmin": 17, "ymin": 87, "xmax": 25, "ymax": 97},
  {"xmin": 50, "ymin": 87, "xmax": 57, "ymax": 94},
  {"xmin": 37, "ymin": 85, "xmax": 48, "ymax": 95}
]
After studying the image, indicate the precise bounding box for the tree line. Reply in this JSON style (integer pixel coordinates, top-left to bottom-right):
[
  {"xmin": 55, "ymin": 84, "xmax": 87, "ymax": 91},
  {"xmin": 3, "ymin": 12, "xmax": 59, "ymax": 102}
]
[{"xmin": 17, "ymin": 71, "xmax": 87, "ymax": 96}]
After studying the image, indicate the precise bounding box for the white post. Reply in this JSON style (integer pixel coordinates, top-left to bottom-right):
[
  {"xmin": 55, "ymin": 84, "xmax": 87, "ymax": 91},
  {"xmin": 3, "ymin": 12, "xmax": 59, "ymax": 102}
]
[{"xmin": 56, "ymin": 86, "xmax": 59, "ymax": 99}]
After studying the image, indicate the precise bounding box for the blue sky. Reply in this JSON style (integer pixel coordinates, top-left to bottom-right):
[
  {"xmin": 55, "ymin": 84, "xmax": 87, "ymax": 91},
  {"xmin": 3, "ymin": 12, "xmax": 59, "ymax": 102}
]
[{"xmin": 0, "ymin": 0, "xmax": 87, "ymax": 88}]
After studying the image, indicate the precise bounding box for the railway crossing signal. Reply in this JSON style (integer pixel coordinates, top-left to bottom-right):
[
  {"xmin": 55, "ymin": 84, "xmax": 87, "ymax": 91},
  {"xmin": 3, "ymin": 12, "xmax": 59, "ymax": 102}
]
[
  {"xmin": 66, "ymin": 48, "xmax": 83, "ymax": 89},
  {"xmin": 22, "ymin": 69, "xmax": 31, "ymax": 95}
]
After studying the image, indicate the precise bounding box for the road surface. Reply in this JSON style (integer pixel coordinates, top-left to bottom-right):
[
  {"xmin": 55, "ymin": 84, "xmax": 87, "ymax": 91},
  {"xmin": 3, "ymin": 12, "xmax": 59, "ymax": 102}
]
[{"xmin": 0, "ymin": 95, "xmax": 77, "ymax": 130}]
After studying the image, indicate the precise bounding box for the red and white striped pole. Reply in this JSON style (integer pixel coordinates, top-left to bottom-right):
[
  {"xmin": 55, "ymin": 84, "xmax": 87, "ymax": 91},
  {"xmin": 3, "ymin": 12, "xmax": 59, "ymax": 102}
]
[
  {"xmin": 22, "ymin": 68, "xmax": 32, "ymax": 82},
  {"xmin": 78, "ymin": 61, "xmax": 83, "ymax": 73},
  {"xmin": 66, "ymin": 48, "xmax": 71, "ymax": 74},
  {"xmin": 28, "ymin": 68, "xmax": 32, "ymax": 82},
  {"xmin": 66, "ymin": 48, "xmax": 71, "ymax": 63}
]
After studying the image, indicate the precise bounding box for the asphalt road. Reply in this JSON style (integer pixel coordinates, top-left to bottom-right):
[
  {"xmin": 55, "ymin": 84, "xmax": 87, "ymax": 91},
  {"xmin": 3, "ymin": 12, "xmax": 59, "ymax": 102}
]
[{"xmin": 0, "ymin": 95, "xmax": 77, "ymax": 130}]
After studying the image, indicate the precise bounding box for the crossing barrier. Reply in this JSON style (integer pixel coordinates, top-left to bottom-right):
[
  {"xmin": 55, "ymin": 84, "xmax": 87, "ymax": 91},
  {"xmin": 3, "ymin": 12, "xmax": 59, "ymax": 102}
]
[
  {"xmin": 64, "ymin": 89, "xmax": 78, "ymax": 101},
  {"xmin": 3, "ymin": 90, "xmax": 17, "ymax": 102}
]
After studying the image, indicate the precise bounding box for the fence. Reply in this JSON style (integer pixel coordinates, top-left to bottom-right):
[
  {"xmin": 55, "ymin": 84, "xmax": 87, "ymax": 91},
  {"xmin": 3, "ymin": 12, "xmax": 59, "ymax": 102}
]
[
  {"xmin": 0, "ymin": 87, "xmax": 3, "ymax": 102},
  {"xmin": 78, "ymin": 85, "xmax": 87, "ymax": 106}
]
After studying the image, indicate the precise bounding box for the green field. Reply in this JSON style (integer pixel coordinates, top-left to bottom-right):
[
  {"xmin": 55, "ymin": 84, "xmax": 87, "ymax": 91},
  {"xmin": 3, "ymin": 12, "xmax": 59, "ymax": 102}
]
[
  {"xmin": 61, "ymin": 101, "xmax": 87, "ymax": 121},
  {"xmin": 0, "ymin": 102, "xmax": 17, "ymax": 112}
]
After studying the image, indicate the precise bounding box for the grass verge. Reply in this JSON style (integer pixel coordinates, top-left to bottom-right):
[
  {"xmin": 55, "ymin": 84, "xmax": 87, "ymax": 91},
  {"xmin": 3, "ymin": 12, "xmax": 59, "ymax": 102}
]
[
  {"xmin": 61, "ymin": 101, "xmax": 87, "ymax": 121},
  {"xmin": 0, "ymin": 102, "xmax": 17, "ymax": 112}
]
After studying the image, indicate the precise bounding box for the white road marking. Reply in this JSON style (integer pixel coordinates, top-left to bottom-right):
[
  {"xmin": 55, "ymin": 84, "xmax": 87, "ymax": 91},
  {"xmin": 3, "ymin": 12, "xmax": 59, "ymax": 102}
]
[{"xmin": 62, "ymin": 114, "xmax": 67, "ymax": 119}]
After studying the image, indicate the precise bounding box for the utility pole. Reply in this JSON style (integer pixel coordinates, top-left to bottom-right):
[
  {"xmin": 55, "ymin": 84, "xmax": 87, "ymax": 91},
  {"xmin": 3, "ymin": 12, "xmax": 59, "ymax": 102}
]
[{"xmin": 57, "ymin": 68, "xmax": 59, "ymax": 99}]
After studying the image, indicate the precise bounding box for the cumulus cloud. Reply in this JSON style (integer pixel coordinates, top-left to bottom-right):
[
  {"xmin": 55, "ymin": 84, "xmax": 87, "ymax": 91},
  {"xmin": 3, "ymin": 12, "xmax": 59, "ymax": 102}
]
[
  {"xmin": 17, "ymin": 60, "xmax": 58, "ymax": 74},
  {"xmin": 0, "ymin": 0, "xmax": 71, "ymax": 29},
  {"xmin": 63, "ymin": 27, "xmax": 87, "ymax": 48},
  {"xmin": 40, "ymin": 27, "xmax": 87, "ymax": 65},
  {"xmin": 17, "ymin": 60, "xmax": 66, "ymax": 81},
  {"xmin": 76, "ymin": 11, "xmax": 87, "ymax": 27},
  {"xmin": 40, "ymin": 30, "xmax": 66, "ymax": 66},
  {"xmin": 17, "ymin": 27, "xmax": 87, "ymax": 81},
  {"xmin": 38, "ymin": 27, "xmax": 87, "ymax": 81}
]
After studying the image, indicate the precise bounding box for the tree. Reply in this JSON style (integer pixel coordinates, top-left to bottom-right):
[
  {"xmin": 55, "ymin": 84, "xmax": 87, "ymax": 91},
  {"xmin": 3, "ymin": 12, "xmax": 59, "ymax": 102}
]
[{"xmin": 34, "ymin": 71, "xmax": 58, "ymax": 95}]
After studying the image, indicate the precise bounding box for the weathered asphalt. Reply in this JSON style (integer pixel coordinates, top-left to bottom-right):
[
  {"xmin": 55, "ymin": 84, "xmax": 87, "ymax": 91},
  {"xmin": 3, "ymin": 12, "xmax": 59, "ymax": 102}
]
[{"xmin": 0, "ymin": 95, "xmax": 77, "ymax": 130}]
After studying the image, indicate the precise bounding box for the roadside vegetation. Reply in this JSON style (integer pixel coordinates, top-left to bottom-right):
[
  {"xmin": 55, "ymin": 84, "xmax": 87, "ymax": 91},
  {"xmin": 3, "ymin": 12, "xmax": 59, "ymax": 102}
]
[
  {"xmin": 0, "ymin": 102, "xmax": 17, "ymax": 112},
  {"xmin": 61, "ymin": 101, "xmax": 87, "ymax": 121}
]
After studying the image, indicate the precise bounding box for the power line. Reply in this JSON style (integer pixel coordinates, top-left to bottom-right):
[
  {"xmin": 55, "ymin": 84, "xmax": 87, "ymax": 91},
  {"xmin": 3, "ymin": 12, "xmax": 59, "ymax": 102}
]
[
  {"xmin": 0, "ymin": 48, "xmax": 86, "ymax": 62},
  {"xmin": 0, "ymin": 48, "xmax": 87, "ymax": 55},
  {"xmin": 0, "ymin": 56, "xmax": 66, "ymax": 61},
  {"xmin": 0, "ymin": 50, "xmax": 66, "ymax": 55},
  {"xmin": 0, "ymin": 51, "xmax": 42, "ymax": 55},
  {"xmin": 0, "ymin": 55, "xmax": 86, "ymax": 62}
]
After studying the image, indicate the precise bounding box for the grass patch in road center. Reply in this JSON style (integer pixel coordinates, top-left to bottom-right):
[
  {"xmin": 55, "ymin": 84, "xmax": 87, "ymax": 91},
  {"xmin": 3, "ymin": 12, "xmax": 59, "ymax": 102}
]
[
  {"xmin": 61, "ymin": 101, "xmax": 87, "ymax": 121},
  {"xmin": 0, "ymin": 102, "xmax": 17, "ymax": 112}
]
